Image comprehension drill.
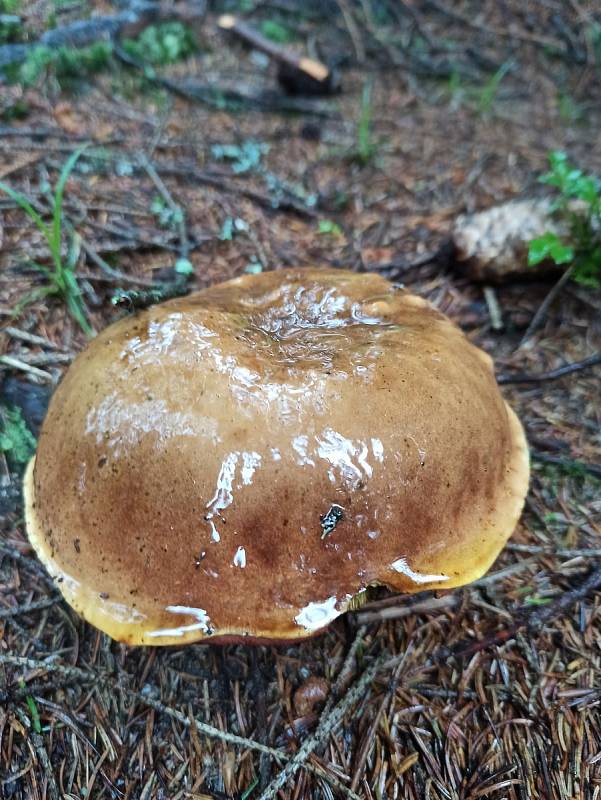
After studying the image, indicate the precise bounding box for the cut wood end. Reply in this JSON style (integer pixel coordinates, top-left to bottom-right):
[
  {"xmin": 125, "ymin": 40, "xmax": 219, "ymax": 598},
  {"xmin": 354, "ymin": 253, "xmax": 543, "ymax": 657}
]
[
  {"xmin": 298, "ymin": 57, "xmax": 329, "ymax": 82},
  {"xmin": 217, "ymin": 14, "xmax": 236, "ymax": 30}
]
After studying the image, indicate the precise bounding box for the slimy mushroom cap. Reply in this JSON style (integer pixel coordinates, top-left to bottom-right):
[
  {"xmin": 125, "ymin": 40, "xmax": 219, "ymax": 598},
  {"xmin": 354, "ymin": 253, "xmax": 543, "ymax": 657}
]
[{"xmin": 24, "ymin": 268, "xmax": 529, "ymax": 644}]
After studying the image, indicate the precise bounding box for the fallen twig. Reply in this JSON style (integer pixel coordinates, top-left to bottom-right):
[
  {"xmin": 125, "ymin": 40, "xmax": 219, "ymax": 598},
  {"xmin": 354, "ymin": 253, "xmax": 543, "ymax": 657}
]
[
  {"xmin": 497, "ymin": 353, "xmax": 601, "ymax": 384},
  {"xmin": 158, "ymin": 161, "xmax": 318, "ymax": 219},
  {"xmin": 518, "ymin": 265, "xmax": 574, "ymax": 347},
  {"xmin": 113, "ymin": 42, "xmax": 335, "ymax": 117},
  {"xmin": 111, "ymin": 280, "xmax": 189, "ymax": 312},
  {"xmin": 507, "ymin": 543, "xmax": 601, "ymax": 558},
  {"xmin": 335, "ymin": 0, "xmax": 366, "ymax": 62},
  {"xmin": 0, "ymin": 597, "xmax": 60, "ymax": 619},
  {"xmin": 0, "ymin": 654, "xmax": 359, "ymax": 799},
  {"xmin": 137, "ymin": 152, "xmax": 190, "ymax": 259},
  {"xmin": 3, "ymin": 326, "xmax": 63, "ymax": 350},
  {"xmin": 9, "ymin": 352, "xmax": 72, "ymax": 367},
  {"xmin": 425, "ymin": 0, "xmax": 568, "ymax": 56},
  {"xmin": 0, "ymin": 355, "xmax": 54, "ymax": 384},
  {"xmin": 12, "ymin": 707, "xmax": 60, "ymax": 800},
  {"xmin": 483, "ymin": 286, "xmax": 503, "ymax": 331},
  {"xmin": 78, "ymin": 234, "xmax": 161, "ymax": 287},
  {"xmin": 438, "ymin": 564, "xmax": 601, "ymax": 661},
  {"xmin": 256, "ymin": 653, "xmax": 387, "ymax": 800},
  {"xmin": 356, "ymin": 595, "xmax": 458, "ymax": 624},
  {"xmin": 218, "ymin": 14, "xmax": 338, "ymax": 95}
]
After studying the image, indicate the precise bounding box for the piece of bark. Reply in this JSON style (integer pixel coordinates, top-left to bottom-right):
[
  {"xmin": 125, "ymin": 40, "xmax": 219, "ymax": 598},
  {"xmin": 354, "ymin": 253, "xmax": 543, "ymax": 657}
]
[{"xmin": 451, "ymin": 198, "xmax": 566, "ymax": 282}]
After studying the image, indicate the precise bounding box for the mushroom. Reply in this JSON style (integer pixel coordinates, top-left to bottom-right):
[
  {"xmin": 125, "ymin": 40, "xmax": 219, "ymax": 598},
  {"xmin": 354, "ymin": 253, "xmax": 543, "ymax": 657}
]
[{"xmin": 24, "ymin": 268, "xmax": 529, "ymax": 645}]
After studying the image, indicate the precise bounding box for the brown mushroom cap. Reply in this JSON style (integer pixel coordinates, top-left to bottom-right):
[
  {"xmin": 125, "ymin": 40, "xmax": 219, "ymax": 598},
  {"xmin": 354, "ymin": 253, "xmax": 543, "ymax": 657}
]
[{"xmin": 24, "ymin": 268, "xmax": 529, "ymax": 645}]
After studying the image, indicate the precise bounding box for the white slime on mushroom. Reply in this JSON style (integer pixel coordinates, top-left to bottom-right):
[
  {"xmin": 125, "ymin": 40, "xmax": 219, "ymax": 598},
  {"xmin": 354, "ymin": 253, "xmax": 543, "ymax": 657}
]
[
  {"xmin": 233, "ymin": 546, "xmax": 246, "ymax": 568},
  {"xmin": 204, "ymin": 450, "xmax": 261, "ymax": 542},
  {"xmin": 146, "ymin": 605, "xmax": 212, "ymax": 638},
  {"xmin": 294, "ymin": 596, "xmax": 340, "ymax": 631},
  {"xmin": 85, "ymin": 394, "xmax": 202, "ymax": 454},
  {"xmin": 291, "ymin": 431, "xmax": 385, "ymax": 490},
  {"xmin": 390, "ymin": 557, "xmax": 449, "ymax": 584}
]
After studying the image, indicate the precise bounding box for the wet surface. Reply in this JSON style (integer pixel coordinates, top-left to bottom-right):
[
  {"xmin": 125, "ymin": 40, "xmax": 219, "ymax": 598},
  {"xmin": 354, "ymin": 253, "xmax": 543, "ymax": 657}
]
[{"xmin": 27, "ymin": 268, "xmax": 529, "ymax": 644}]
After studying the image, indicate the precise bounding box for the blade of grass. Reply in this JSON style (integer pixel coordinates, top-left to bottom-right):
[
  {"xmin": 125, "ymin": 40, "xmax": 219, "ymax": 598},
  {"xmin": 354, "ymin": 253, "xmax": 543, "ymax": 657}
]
[
  {"xmin": 12, "ymin": 285, "xmax": 54, "ymax": 317},
  {"xmin": 0, "ymin": 181, "xmax": 49, "ymax": 241},
  {"xmin": 357, "ymin": 79, "xmax": 373, "ymax": 164},
  {"xmin": 68, "ymin": 293, "xmax": 93, "ymax": 336},
  {"xmin": 18, "ymin": 680, "xmax": 42, "ymax": 734},
  {"xmin": 50, "ymin": 144, "xmax": 87, "ymax": 270},
  {"xmin": 478, "ymin": 60, "xmax": 512, "ymax": 115}
]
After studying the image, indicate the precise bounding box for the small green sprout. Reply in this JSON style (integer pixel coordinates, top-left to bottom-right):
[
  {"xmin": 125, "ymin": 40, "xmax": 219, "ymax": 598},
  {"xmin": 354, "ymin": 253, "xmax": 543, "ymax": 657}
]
[
  {"xmin": 259, "ymin": 20, "xmax": 294, "ymax": 43},
  {"xmin": 150, "ymin": 195, "xmax": 184, "ymax": 229},
  {"xmin": 528, "ymin": 151, "xmax": 601, "ymax": 288},
  {"xmin": 318, "ymin": 219, "xmax": 343, "ymax": 236},
  {"xmin": 244, "ymin": 258, "xmax": 263, "ymax": 274},
  {"xmin": 211, "ymin": 141, "xmax": 269, "ymax": 174},
  {"xmin": 14, "ymin": 42, "xmax": 113, "ymax": 86},
  {"xmin": 17, "ymin": 680, "xmax": 42, "ymax": 733},
  {"xmin": 0, "ymin": 146, "xmax": 93, "ymax": 335},
  {"xmin": 477, "ymin": 61, "xmax": 512, "ymax": 116},
  {"xmin": 355, "ymin": 80, "xmax": 377, "ymax": 166},
  {"xmin": 174, "ymin": 258, "xmax": 194, "ymax": 276}
]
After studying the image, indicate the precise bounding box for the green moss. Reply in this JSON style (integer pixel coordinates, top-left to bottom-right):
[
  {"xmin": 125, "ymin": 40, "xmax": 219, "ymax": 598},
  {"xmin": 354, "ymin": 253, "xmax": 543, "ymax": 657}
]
[
  {"xmin": 12, "ymin": 41, "xmax": 114, "ymax": 86},
  {"xmin": 122, "ymin": 21, "xmax": 197, "ymax": 65},
  {"xmin": 259, "ymin": 20, "xmax": 295, "ymax": 43}
]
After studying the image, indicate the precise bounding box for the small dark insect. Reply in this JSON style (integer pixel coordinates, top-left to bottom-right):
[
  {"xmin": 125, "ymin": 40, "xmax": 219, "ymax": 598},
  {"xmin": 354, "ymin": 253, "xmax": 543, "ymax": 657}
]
[{"xmin": 320, "ymin": 504, "xmax": 344, "ymax": 539}]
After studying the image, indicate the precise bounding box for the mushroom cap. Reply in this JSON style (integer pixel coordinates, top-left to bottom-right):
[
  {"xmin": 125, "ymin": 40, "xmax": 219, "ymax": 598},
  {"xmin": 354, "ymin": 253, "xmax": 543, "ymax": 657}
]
[{"xmin": 24, "ymin": 268, "xmax": 529, "ymax": 645}]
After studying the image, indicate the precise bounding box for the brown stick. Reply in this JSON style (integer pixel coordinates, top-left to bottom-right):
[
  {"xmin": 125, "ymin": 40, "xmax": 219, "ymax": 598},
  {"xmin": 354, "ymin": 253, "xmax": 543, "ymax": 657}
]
[
  {"xmin": 217, "ymin": 14, "xmax": 338, "ymax": 95},
  {"xmin": 497, "ymin": 353, "xmax": 601, "ymax": 384},
  {"xmin": 518, "ymin": 264, "xmax": 574, "ymax": 347}
]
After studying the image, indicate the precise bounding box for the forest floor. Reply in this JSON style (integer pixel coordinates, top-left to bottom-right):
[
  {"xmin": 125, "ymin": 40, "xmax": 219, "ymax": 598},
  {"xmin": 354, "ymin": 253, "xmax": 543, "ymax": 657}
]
[{"xmin": 1, "ymin": 2, "xmax": 601, "ymax": 799}]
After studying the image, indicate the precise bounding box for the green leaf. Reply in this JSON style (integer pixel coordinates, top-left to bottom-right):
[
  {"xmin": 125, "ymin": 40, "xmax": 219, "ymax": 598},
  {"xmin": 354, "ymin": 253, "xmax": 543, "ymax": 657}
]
[
  {"xmin": 259, "ymin": 20, "xmax": 294, "ymax": 43},
  {"xmin": 0, "ymin": 179, "xmax": 49, "ymax": 240},
  {"xmin": 524, "ymin": 596, "xmax": 552, "ymax": 607},
  {"xmin": 0, "ymin": 405, "xmax": 37, "ymax": 465},
  {"xmin": 572, "ymin": 175, "xmax": 599, "ymax": 205},
  {"xmin": 174, "ymin": 258, "xmax": 193, "ymax": 275},
  {"xmin": 219, "ymin": 217, "xmax": 234, "ymax": 241},
  {"xmin": 122, "ymin": 22, "xmax": 196, "ymax": 66},
  {"xmin": 211, "ymin": 140, "xmax": 269, "ymax": 174},
  {"xmin": 356, "ymin": 80, "xmax": 375, "ymax": 165},
  {"xmin": 318, "ymin": 219, "xmax": 343, "ymax": 236},
  {"xmin": 528, "ymin": 233, "xmax": 573, "ymax": 266},
  {"xmin": 528, "ymin": 233, "xmax": 555, "ymax": 265},
  {"xmin": 244, "ymin": 259, "xmax": 263, "ymax": 274},
  {"xmin": 17, "ymin": 680, "xmax": 42, "ymax": 733},
  {"xmin": 573, "ymin": 247, "xmax": 601, "ymax": 288},
  {"xmin": 549, "ymin": 240, "xmax": 574, "ymax": 264},
  {"xmin": 241, "ymin": 775, "xmax": 259, "ymax": 800},
  {"xmin": 150, "ymin": 196, "xmax": 165, "ymax": 214},
  {"xmin": 25, "ymin": 694, "xmax": 42, "ymax": 733}
]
